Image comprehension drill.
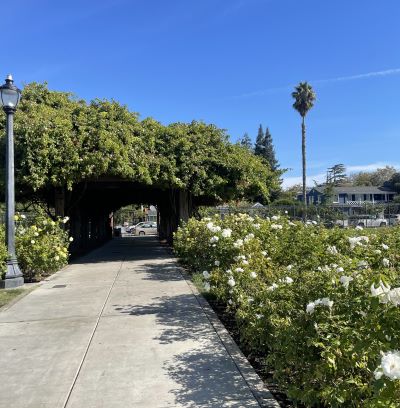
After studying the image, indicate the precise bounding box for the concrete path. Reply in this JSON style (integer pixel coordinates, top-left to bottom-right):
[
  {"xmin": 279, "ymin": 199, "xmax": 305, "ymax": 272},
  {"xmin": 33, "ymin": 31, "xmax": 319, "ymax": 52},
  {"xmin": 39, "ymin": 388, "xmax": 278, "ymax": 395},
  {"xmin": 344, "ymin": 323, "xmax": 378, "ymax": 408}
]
[{"xmin": 0, "ymin": 237, "xmax": 279, "ymax": 408}]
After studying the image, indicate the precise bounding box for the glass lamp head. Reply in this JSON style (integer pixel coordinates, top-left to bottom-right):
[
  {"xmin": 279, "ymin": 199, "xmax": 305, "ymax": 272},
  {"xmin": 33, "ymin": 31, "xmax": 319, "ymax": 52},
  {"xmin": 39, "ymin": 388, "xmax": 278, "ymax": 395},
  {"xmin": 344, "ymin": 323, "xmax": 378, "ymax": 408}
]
[{"xmin": 0, "ymin": 75, "xmax": 21, "ymax": 111}]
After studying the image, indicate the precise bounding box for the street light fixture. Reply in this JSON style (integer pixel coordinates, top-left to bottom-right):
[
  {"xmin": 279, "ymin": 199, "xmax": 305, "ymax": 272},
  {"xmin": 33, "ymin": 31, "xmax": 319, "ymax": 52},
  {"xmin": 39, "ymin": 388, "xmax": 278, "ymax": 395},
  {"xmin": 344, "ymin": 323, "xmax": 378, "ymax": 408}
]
[{"xmin": 0, "ymin": 74, "xmax": 23, "ymax": 288}]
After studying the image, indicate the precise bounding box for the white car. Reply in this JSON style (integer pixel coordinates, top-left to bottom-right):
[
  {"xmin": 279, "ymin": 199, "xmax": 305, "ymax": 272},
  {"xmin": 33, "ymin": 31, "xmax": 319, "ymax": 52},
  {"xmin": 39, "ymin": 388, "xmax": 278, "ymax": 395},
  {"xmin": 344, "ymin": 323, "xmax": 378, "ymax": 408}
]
[
  {"xmin": 334, "ymin": 219, "xmax": 349, "ymax": 228},
  {"xmin": 132, "ymin": 222, "xmax": 157, "ymax": 236},
  {"xmin": 350, "ymin": 216, "xmax": 388, "ymax": 228},
  {"xmin": 387, "ymin": 214, "xmax": 400, "ymax": 226}
]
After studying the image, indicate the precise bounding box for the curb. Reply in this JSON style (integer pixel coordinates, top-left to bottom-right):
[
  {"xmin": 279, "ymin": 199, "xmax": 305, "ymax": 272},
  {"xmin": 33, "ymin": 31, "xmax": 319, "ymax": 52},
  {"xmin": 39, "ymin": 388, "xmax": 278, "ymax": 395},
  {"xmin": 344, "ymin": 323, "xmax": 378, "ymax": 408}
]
[{"xmin": 178, "ymin": 266, "xmax": 281, "ymax": 408}]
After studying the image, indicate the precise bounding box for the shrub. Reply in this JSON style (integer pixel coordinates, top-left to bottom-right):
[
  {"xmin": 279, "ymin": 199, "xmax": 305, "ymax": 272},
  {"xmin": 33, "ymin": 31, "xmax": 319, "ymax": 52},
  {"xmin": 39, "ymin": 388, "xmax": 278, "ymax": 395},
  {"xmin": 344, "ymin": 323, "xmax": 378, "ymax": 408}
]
[
  {"xmin": 174, "ymin": 214, "xmax": 400, "ymax": 407},
  {"xmin": 0, "ymin": 214, "xmax": 72, "ymax": 281}
]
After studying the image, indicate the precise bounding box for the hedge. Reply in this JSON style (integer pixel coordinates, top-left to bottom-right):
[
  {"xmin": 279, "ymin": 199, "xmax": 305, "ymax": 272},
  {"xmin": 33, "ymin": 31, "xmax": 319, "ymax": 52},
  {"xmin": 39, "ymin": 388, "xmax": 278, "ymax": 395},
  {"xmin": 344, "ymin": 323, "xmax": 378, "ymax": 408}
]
[{"xmin": 174, "ymin": 214, "xmax": 400, "ymax": 407}]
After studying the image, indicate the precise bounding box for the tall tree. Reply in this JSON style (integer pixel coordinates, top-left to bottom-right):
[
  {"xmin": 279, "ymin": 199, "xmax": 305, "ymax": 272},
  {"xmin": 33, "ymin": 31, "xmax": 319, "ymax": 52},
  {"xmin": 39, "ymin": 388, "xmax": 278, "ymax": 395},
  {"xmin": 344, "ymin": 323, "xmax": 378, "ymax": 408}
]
[
  {"xmin": 370, "ymin": 166, "xmax": 397, "ymax": 185},
  {"xmin": 388, "ymin": 172, "xmax": 400, "ymax": 193},
  {"xmin": 254, "ymin": 124, "xmax": 264, "ymax": 156},
  {"xmin": 348, "ymin": 166, "xmax": 397, "ymax": 186},
  {"xmin": 292, "ymin": 82, "xmax": 316, "ymax": 208},
  {"xmin": 327, "ymin": 164, "xmax": 347, "ymax": 185},
  {"xmin": 263, "ymin": 127, "xmax": 279, "ymax": 171},
  {"xmin": 239, "ymin": 132, "xmax": 252, "ymax": 150}
]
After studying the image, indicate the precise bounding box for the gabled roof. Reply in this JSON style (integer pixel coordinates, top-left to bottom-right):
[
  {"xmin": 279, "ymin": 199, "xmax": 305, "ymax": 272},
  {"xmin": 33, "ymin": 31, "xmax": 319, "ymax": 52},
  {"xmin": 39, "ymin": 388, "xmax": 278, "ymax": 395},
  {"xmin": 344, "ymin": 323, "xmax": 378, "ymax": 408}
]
[{"xmin": 252, "ymin": 202, "xmax": 264, "ymax": 208}]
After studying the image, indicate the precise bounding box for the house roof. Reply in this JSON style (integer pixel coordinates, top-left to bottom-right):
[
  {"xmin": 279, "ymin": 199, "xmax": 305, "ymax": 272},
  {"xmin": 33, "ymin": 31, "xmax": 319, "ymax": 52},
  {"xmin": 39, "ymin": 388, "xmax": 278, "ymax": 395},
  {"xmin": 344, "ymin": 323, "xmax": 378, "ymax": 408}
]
[
  {"xmin": 313, "ymin": 185, "xmax": 396, "ymax": 195},
  {"xmin": 252, "ymin": 202, "xmax": 264, "ymax": 208},
  {"xmin": 296, "ymin": 188, "xmax": 313, "ymax": 195}
]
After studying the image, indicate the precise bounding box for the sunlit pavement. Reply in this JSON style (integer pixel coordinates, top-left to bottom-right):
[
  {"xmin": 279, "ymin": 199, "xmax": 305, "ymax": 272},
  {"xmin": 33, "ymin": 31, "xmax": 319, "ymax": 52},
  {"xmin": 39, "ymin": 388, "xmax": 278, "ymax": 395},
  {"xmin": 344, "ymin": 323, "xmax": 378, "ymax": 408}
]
[{"xmin": 0, "ymin": 236, "xmax": 278, "ymax": 408}]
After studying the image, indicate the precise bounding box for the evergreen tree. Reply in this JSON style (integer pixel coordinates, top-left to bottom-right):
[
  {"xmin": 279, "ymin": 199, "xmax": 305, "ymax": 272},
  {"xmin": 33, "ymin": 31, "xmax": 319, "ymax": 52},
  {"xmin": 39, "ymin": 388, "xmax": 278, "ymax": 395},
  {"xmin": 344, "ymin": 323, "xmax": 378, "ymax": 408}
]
[
  {"xmin": 240, "ymin": 132, "xmax": 252, "ymax": 150},
  {"xmin": 253, "ymin": 125, "xmax": 282, "ymax": 202},
  {"xmin": 388, "ymin": 172, "xmax": 400, "ymax": 192},
  {"xmin": 263, "ymin": 127, "xmax": 279, "ymax": 171},
  {"xmin": 254, "ymin": 124, "xmax": 265, "ymax": 156},
  {"xmin": 327, "ymin": 164, "xmax": 347, "ymax": 185}
]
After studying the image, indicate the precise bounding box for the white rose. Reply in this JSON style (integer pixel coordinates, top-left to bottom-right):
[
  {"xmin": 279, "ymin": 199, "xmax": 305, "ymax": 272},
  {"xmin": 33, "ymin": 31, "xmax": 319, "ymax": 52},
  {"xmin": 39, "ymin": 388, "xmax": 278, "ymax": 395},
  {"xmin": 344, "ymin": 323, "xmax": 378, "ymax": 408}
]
[
  {"xmin": 221, "ymin": 228, "xmax": 232, "ymax": 238},
  {"xmin": 380, "ymin": 351, "xmax": 400, "ymax": 379},
  {"xmin": 339, "ymin": 275, "xmax": 353, "ymax": 289},
  {"xmin": 306, "ymin": 302, "xmax": 316, "ymax": 314},
  {"xmin": 202, "ymin": 270, "xmax": 210, "ymax": 280}
]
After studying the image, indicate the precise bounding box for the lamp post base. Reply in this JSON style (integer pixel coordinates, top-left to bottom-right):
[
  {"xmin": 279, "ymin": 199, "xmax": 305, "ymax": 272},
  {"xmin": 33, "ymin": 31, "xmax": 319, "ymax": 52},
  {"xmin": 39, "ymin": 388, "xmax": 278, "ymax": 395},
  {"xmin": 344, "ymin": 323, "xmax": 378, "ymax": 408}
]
[{"xmin": 0, "ymin": 260, "xmax": 24, "ymax": 288}]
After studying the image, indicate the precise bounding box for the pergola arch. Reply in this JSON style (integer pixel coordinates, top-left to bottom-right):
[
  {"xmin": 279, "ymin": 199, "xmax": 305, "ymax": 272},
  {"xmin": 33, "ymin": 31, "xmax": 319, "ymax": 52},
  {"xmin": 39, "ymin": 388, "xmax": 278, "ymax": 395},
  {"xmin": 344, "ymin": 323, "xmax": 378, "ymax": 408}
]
[{"xmin": 52, "ymin": 177, "xmax": 195, "ymax": 254}]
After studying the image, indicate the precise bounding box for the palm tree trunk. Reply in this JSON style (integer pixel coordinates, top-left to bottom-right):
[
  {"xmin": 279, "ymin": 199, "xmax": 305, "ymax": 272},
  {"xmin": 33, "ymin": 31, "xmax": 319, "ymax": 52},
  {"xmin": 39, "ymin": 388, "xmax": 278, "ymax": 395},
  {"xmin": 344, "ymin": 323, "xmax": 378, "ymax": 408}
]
[{"xmin": 302, "ymin": 116, "xmax": 307, "ymax": 211}]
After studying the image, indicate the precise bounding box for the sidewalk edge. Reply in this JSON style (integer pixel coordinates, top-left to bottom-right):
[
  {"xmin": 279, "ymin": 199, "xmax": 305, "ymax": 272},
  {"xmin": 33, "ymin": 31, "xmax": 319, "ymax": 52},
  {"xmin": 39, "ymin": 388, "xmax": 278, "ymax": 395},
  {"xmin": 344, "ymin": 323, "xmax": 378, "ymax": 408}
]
[{"xmin": 178, "ymin": 265, "xmax": 281, "ymax": 408}]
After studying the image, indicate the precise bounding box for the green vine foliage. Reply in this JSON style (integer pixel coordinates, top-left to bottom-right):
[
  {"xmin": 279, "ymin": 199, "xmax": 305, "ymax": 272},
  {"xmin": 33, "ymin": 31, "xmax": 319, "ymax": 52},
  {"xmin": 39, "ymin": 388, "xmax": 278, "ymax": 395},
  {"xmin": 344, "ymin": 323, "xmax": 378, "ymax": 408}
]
[{"xmin": 0, "ymin": 83, "xmax": 281, "ymax": 203}]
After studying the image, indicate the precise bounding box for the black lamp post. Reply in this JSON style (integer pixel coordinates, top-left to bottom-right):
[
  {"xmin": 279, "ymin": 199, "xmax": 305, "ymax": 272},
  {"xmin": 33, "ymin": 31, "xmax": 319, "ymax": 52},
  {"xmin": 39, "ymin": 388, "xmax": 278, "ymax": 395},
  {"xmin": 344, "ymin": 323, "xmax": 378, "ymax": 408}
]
[{"xmin": 0, "ymin": 74, "xmax": 23, "ymax": 288}]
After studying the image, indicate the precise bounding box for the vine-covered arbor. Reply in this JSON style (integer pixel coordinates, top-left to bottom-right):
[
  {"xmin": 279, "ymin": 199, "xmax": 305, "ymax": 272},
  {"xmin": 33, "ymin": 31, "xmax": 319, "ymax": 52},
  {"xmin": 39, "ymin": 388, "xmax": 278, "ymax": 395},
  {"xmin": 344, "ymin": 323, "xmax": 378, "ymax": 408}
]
[
  {"xmin": 55, "ymin": 179, "xmax": 198, "ymax": 253},
  {"xmin": 0, "ymin": 83, "xmax": 281, "ymax": 253}
]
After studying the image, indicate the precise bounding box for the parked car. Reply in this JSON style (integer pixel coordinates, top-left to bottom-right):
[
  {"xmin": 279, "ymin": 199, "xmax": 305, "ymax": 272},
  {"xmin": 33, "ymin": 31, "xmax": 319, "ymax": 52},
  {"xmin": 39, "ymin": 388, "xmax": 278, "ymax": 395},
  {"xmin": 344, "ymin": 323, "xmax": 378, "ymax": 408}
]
[
  {"xmin": 333, "ymin": 219, "xmax": 349, "ymax": 228},
  {"xmin": 132, "ymin": 221, "xmax": 157, "ymax": 236},
  {"xmin": 386, "ymin": 214, "xmax": 400, "ymax": 226},
  {"xmin": 348, "ymin": 215, "xmax": 388, "ymax": 228},
  {"xmin": 126, "ymin": 223, "xmax": 149, "ymax": 233}
]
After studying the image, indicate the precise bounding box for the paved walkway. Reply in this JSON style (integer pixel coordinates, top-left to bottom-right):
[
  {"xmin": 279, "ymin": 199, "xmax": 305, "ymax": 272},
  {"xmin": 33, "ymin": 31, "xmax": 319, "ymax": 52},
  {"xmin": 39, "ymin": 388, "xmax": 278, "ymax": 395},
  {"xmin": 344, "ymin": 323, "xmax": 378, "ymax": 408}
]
[{"xmin": 0, "ymin": 237, "xmax": 278, "ymax": 408}]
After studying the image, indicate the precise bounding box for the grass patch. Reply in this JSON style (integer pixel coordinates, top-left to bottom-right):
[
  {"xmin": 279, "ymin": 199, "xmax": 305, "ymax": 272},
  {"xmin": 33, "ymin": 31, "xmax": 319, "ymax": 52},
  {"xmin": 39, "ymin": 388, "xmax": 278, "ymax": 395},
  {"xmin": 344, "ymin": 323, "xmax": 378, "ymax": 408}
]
[
  {"xmin": 192, "ymin": 272, "xmax": 204, "ymax": 292},
  {"xmin": 0, "ymin": 288, "xmax": 26, "ymax": 308},
  {"xmin": 192, "ymin": 272, "xmax": 218, "ymax": 302}
]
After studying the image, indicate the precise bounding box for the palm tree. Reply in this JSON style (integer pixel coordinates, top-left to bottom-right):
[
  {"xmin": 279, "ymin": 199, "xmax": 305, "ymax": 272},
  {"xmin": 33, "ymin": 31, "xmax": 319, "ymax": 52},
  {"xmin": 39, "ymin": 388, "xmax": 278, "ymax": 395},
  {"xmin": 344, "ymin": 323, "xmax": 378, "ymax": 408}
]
[{"xmin": 292, "ymin": 82, "xmax": 316, "ymax": 208}]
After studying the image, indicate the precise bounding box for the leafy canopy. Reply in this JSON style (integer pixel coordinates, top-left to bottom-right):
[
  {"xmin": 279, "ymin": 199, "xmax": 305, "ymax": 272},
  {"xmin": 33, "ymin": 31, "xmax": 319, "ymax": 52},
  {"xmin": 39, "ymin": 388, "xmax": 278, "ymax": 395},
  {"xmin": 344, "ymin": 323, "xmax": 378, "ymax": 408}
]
[
  {"xmin": 292, "ymin": 81, "xmax": 316, "ymax": 117},
  {"xmin": 0, "ymin": 82, "xmax": 281, "ymax": 203}
]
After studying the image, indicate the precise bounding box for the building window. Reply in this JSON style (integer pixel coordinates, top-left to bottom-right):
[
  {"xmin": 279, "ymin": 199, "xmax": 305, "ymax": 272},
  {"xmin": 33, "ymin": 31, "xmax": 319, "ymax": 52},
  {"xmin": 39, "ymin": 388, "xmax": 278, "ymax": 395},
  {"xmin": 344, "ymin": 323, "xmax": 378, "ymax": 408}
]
[
  {"xmin": 351, "ymin": 194, "xmax": 356, "ymax": 201},
  {"xmin": 363, "ymin": 194, "xmax": 367, "ymax": 201}
]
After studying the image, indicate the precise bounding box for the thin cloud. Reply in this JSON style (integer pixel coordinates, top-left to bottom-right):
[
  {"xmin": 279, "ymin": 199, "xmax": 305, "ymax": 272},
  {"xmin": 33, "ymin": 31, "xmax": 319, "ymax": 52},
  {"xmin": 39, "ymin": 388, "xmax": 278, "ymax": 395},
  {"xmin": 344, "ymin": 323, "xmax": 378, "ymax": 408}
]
[
  {"xmin": 282, "ymin": 162, "xmax": 400, "ymax": 188},
  {"xmin": 282, "ymin": 172, "xmax": 326, "ymax": 189},
  {"xmin": 314, "ymin": 68, "xmax": 400, "ymax": 85},
  {"xmin": 234, "ymin": 85, "xmax": 292, "ymax": 99},
  {"xmin": 234, "ymin": 68, "xmax": 400, "ymax": 99},
  {"xmin": 347, "ymin": 162, "xmax": 400, "ymax": 173}
]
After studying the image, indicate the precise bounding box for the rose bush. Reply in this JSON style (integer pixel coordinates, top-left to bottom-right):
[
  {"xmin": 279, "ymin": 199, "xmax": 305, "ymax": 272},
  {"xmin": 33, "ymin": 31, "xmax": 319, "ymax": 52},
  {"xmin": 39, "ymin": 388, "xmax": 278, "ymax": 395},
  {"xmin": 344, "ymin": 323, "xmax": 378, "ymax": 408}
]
[
  {"xmin": 0, "ymin": 214, "xmax": 72, "ymax": 281},
  {"xmin": 174, "ymin": 214, "xmax": 400, "ymax": 407}
]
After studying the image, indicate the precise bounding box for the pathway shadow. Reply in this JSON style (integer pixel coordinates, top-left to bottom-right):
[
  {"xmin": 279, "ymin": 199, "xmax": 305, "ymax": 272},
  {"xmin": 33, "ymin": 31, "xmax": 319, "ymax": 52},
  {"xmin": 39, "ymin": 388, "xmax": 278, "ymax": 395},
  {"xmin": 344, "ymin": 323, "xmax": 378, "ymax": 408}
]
[
  {"xmin": 164, "ymin": 347, "xmax": 255, "ymax": 407},
  {"xmin": 113, "ymin": 294, "xmax": 210, "ymax": 344},
  {"xmin": 125, "ymin": 262, "xmax": 183, "ymax": 282},
  {"xmin": 112, "ymin": 295, "xmax": 255, "ymax": 407},
  {"xmin": 71, "ymin": 236, "xmax": 167, "ymax": 264}
]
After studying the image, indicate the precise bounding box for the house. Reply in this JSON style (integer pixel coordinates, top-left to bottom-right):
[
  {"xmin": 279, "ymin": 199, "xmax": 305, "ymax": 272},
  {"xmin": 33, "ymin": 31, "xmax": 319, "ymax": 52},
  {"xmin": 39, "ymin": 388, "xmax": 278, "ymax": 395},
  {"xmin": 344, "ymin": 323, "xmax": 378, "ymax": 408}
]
[
  {"xmin": 298, "ymin": 186, "xmax": 397, "ymax": 206},
  {"xmin": 145, "ymin": 205, "xmax": 157, "ymax": 222}
]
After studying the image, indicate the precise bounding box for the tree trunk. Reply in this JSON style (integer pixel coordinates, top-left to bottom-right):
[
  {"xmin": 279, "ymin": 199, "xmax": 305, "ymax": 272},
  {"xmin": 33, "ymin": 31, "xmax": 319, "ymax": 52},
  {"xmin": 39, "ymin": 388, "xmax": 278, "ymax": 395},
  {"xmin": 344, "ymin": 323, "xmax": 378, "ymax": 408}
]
[{"xmin": 302, "ymin": 116, "xmax": 307, "ymax": 211}]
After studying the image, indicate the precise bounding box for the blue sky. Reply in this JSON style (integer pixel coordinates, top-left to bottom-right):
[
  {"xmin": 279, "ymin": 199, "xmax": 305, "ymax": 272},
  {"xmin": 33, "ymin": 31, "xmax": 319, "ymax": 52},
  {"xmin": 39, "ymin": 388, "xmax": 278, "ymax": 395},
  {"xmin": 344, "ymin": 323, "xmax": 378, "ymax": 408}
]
[{"xmin": 4, "ymin": 0, "xmax": 400, "ymax": 187}]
